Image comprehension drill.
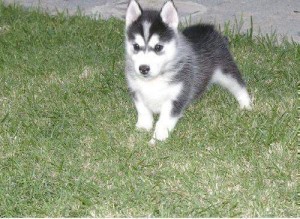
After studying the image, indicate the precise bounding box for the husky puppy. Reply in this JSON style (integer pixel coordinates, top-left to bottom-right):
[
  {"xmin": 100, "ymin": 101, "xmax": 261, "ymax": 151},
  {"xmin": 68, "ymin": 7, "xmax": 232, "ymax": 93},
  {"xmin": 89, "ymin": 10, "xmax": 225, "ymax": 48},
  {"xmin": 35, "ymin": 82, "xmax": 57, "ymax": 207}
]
[{"xmin": 125, "ymin": 0, "xmax": 251, "ymax": 144}]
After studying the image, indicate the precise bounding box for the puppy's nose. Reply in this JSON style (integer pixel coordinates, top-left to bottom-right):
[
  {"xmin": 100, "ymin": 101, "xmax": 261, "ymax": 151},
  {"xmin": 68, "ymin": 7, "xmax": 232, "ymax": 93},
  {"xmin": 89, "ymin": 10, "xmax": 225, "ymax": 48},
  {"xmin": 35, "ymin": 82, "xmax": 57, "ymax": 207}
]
[{"xmin": 139, "ymin": 65, "xmax": 150, "ymax": 75}]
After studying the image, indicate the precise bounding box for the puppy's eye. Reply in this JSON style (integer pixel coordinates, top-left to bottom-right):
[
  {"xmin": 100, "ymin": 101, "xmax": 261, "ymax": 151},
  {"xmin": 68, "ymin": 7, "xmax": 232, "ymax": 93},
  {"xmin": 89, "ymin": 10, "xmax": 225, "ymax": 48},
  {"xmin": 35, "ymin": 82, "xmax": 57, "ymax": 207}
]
[
  {"xmin": 133, "ymin": 43, "xmax": 140, "ymax": 51},
  {"xmin": 154, "ymin": 44, "xmax": 163, "ymax": 52}
]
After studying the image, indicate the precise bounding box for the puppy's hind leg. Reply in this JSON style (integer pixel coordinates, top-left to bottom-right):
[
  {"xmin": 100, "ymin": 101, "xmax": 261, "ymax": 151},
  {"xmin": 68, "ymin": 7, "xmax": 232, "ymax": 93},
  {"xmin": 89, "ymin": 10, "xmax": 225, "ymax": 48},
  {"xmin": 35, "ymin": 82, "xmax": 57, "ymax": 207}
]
[{"xmin": 211, "ymin": 68, "xmax": 252, "ymax": 110}]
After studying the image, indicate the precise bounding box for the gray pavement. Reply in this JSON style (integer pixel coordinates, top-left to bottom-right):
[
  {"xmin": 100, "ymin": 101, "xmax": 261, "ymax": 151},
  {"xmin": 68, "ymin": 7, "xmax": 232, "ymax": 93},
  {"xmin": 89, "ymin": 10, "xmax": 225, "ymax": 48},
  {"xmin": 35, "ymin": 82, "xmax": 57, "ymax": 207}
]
[{"xmin": 3, "ymin": 0, "xmax": 300, "ymax": 43}]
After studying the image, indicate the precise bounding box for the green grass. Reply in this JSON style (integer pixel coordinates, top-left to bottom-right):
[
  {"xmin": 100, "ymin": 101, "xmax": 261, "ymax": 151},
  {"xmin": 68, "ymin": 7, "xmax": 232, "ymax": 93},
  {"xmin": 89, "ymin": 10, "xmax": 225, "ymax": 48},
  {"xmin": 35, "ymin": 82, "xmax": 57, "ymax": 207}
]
[{"xmin": 0, "ymin": 3, "xmax": 299, "ymax": 217}]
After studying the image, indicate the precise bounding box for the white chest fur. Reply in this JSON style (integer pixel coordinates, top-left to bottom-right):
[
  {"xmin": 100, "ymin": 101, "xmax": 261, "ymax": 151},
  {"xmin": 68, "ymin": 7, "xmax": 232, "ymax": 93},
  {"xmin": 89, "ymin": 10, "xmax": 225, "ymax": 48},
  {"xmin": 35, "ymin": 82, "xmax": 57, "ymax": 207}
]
[{"xmin": 128, "ymin": 76, "xmax": 182, "ymax": 114}]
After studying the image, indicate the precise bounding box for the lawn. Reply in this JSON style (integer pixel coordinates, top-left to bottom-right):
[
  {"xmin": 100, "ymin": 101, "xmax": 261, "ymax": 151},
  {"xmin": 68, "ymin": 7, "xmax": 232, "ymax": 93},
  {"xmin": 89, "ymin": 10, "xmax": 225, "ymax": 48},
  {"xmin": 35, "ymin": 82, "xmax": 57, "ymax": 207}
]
[{"xmin": 0, "ymin": 2, "xmax": 299, "ymax": 217}]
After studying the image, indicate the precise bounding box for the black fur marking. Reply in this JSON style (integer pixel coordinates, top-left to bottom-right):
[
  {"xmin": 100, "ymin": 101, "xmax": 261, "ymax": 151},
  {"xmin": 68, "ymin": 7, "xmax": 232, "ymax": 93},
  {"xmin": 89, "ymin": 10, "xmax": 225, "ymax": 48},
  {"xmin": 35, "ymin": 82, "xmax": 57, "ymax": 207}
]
[
  {"xmin": 127, "ymin": 20, "xmax": 144, "ymax": 41},
  {"xmin": 182, "ymin": 24, "xmax": 246, "ymax": 92},
  {"xmin": 148, "ymin": 13, "xmax": 175, "ymax": 42},
  {"xmin": 126, "ymin": 10, "xmax": 175, "ymax": 43},
  {"xmin": 171, "ymin": 63, "xmax": 193, "ymax": 117},
  {"xmin": 172, "ymin": 100, "xmax": 184, "ymax": 117}
]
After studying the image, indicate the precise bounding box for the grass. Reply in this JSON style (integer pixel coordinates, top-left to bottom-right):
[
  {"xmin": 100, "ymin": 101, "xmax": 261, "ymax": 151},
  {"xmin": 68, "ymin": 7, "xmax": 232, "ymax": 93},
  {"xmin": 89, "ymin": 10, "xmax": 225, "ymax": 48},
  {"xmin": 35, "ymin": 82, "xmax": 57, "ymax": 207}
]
[{"xmin": 0, "ymin": 2, "xmax": 299, "ymax": 217}]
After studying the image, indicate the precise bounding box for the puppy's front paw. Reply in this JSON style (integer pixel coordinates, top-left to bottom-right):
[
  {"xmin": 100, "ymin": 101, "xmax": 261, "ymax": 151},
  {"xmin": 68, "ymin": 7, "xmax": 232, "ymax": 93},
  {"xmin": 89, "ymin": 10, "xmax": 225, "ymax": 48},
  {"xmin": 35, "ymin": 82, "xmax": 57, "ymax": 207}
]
[
  {"xmin": 237, "ymin": 90, "xmax": 252, "ymax": 110},
  {"xmin": 240, "ymin": 103, "xmax": 252, "ymax": 110},
  {"xmin": 149, "ymin": 127, "xmax": 169, "ymax": 145},
  {"xmin": 149, "ymin": 138, "xmax": 156, "ymax": 145},
  {"xmin": 152, "ymin": 125, "xmax": 169, "ymax": 142},
  {"xmin": 136, "ymin": 119, "xmax": 153, "ymax": 132}
]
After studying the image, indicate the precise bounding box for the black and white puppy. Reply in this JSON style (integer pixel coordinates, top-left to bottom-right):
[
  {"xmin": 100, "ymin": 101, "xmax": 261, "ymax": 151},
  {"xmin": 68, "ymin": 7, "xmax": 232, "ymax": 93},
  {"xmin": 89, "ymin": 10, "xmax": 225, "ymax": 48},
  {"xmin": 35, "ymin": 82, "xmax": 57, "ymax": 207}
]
[{"xmin": 125, "ymin": 0, "xmax": 251, "ymax": 144}]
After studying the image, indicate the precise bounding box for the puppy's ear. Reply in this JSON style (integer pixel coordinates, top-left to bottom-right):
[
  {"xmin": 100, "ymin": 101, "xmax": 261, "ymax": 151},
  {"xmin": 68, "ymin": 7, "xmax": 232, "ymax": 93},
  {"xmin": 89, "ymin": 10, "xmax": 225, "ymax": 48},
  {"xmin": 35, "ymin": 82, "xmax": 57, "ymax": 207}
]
[
  {"xmin": 126, "ymin": 0, "xmax": 142, "ymax": 27},
  {"xmin": 160, "ymin": 1, "xmax": 179, "ymax": 29}
]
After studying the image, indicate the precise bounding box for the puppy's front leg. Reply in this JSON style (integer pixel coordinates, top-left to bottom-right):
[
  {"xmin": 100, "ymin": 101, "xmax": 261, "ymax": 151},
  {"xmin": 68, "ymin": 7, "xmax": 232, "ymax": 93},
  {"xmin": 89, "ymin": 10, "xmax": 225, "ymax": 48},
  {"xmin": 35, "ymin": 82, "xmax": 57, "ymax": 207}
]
[
  {"xmin": 150, "ymin": 101, "xmax": 180, "ymax": 144},
  {"xmin": 134, "ymin": 96, "xmax": 153, "ymax": 131}
]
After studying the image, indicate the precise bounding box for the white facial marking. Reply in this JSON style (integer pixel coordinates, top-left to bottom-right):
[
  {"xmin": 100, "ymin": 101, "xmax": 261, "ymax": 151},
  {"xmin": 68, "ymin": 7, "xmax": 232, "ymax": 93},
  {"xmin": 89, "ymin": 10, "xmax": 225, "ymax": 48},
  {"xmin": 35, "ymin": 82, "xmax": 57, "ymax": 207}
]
[
  {"xmin": 134, "ymin": 34, "xmax": 145, "ymax": 47},
  {"xmin": 143, "ymin": 21, "xmax": 151, "ymax": 41},
  {"xmin": 148, "ymin": 34, "xmax": 160, "ymax": 48},
  {"xmin": 212, "ymin": 68, "xmax": 252, "ymax": 110},
  {"xmin": 126, "ymin": 34, "xmax": 145, "ymax": 57},
  {"xmin": 129, "ymin": 33, "xmax": 177, "ymax": 78}
]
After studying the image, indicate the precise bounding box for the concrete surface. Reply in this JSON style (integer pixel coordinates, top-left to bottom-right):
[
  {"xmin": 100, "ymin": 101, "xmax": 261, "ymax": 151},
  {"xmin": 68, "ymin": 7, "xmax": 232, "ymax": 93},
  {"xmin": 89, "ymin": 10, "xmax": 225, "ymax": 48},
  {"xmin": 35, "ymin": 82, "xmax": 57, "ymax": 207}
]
[{"xmin": 3, "ymin": 0, "xmax": 300, "ymax": 43}]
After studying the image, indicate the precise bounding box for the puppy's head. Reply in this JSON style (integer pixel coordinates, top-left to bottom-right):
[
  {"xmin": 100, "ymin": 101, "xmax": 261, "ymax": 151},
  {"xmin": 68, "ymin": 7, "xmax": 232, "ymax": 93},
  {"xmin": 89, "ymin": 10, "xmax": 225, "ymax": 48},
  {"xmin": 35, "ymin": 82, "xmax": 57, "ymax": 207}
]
[{"xmin": 125, "ymin": 0, "xmax": 179, "ymax": 79}]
